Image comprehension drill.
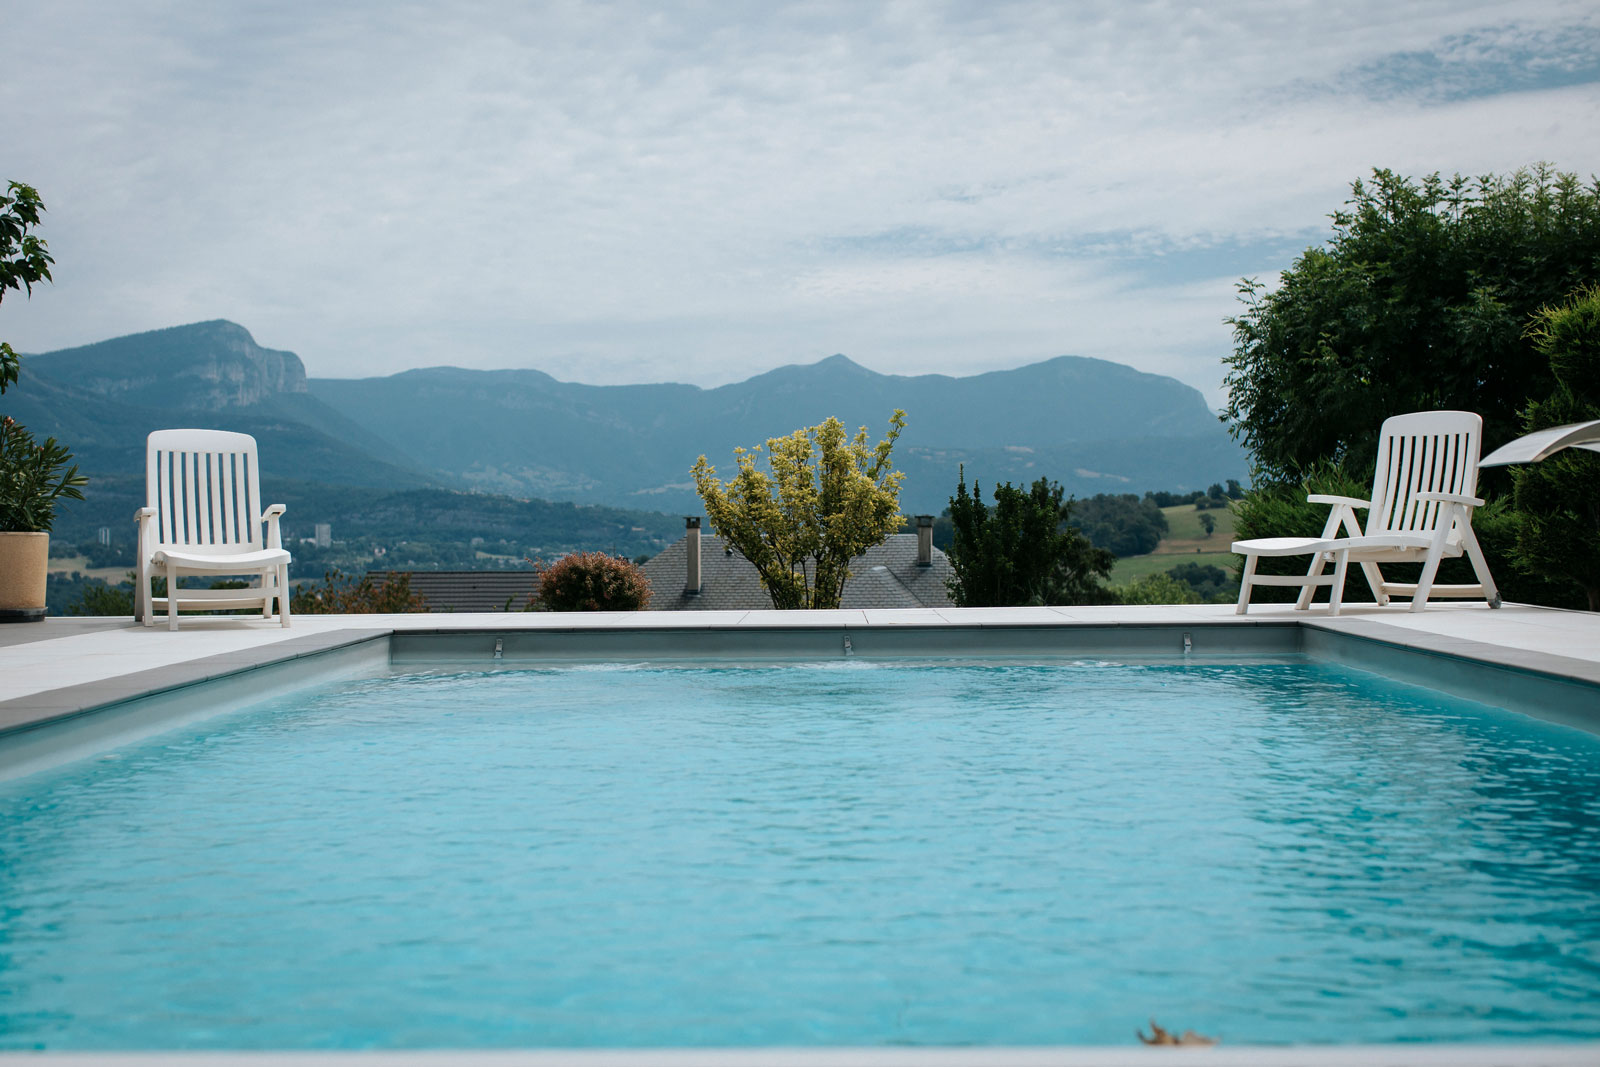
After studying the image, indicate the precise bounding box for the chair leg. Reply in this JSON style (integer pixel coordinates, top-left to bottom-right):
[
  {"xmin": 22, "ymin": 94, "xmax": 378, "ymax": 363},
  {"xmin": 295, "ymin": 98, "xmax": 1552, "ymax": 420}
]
[
  {"xmin": 278, "ymin": 564, "xmax": 292, "ymax": 627},
  {"xmin": 1359, "ymin": 562, "xmax": 1389, "ymax": 606},
  {"xmin": 1328, "ymin": 550, "xmax": 1351, "ymax": 616},
  {"xmin": 138, "ymin": 560, "xmax": 152, "ymax": 627},
  {"xmin": 166, "ymin": 560, "xmax": 180, "ymax": 631},
  {"xmin": 1411, "ymin": 527, "xmax": 1450, "ymax": 613},
  {"xmin": 1235, "ymin": 553, "xmax": 1259, "ymax": 615},
  {"xmin": 1458, "ymin": 516, "xmax": 1502, "ymax": 608},
  {"xmin": 1294, "ymin": 553, "xmax": 1326, "ymax": 610}
]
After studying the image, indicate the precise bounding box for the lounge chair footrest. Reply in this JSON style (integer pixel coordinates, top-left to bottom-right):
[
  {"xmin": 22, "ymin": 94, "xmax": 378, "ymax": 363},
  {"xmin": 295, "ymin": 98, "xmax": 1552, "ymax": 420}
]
[
  {"xmin": 1378, "ymin": 583, "xmax": 1487, "ymax": 598},
  {"xmin": 1240, "ymin": 574, "xmax": 1338, "ymax": 588}
]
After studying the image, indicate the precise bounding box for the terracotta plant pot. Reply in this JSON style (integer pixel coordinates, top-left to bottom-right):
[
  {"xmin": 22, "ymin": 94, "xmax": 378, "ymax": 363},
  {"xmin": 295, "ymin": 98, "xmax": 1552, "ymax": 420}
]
[{"xmin": 0, "ymin": 531, "xmax": 49, "ymax": 623}]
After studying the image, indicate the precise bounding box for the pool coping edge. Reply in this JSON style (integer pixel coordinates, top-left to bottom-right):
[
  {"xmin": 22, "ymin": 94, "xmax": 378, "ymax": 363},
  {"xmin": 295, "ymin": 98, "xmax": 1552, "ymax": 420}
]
[{"xmin": 2, "ymin": 614, "xmax": 1597, "ymax": 743}]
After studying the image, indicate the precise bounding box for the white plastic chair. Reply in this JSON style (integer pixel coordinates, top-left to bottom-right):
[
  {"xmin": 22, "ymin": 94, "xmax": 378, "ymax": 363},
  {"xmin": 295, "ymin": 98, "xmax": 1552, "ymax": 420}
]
[
  {"xmin": 1233, "ymin": 410, "xmax": 1501, "ymax": 616},
  {"xmin": 135, "ymin": 429, "xmax": 292, "ymax": 630}
]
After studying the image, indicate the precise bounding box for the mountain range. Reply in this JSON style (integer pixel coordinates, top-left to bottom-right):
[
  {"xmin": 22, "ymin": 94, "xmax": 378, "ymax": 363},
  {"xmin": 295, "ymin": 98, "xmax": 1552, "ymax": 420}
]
[{"xmin": 10, "ymin": 320, "xmax": 1246, "ymax": 533}]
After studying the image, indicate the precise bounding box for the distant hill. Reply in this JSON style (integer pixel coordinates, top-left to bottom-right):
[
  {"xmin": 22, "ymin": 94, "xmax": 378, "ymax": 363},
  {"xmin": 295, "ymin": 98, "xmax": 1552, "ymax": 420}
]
[
  {"xmin": 5, "ymin": 321, "xmax": 681, "ymax": 554},
  {"xmin": 10, "ymin": 319, "xmax": 1247, "ymax": 523},
  {"xmin": 42, "ymin": 475, "xmax": 680, "ymax": 563},
  {"xmin": 310, "ymin": 352, "xmax": 1245, "ymax": 513},
  {"xmin": 10, "ymin": 321, "xmax": 436, "ymax": 489}
]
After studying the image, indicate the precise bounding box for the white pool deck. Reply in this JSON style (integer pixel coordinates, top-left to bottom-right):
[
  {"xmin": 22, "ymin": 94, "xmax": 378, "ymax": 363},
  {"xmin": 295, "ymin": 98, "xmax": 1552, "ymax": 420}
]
[{"xmin": 2, "ymin": 601, "xmax": 1598, "ymax": 1067}]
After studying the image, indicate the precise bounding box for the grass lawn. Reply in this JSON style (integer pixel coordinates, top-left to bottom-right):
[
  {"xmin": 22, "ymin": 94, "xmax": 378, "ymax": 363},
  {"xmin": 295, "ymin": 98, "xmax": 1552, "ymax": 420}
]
[{"xmin": 1108, "ymin": 504, "xmax": 1239, "ymax": 587}]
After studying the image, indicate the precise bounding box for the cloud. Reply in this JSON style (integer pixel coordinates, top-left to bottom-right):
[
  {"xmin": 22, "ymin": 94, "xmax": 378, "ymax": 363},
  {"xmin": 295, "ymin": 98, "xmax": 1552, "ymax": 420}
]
[
  {"xmin": 2, "ymin": 0, "xmax": 1597, "ymax": 408},
  {"xmin": 1336, "ymin": 20, "xmax": 1600, "ymax": 101}
]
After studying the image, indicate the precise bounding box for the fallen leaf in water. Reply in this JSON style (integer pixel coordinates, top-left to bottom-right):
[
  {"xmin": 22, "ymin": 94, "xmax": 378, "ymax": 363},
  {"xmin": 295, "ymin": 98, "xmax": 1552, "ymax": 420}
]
[{"xmin": 1137, "ymin": 1018, "xmax": 1218, "ymax": 1046}]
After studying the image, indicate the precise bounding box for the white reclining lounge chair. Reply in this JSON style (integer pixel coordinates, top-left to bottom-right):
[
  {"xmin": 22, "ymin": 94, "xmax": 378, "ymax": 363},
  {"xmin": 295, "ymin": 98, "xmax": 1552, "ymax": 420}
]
[
  {"xmin": 135, "ymin": 429, "xmax": 292, "ymax": 630},
  {"xmin": 1233, "ymin": 410, "xmax": 1501, "ymax": 616}
]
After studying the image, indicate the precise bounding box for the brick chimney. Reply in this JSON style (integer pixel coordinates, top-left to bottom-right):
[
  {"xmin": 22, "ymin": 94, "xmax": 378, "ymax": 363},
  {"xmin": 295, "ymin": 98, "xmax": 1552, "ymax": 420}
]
[
  {"xmin": 685, "ymin": 516, "xmax": 703, "ymax": 595},
  {"xmin": 916, "ymin": 515, "xmax": 933, "ymax": 566}
]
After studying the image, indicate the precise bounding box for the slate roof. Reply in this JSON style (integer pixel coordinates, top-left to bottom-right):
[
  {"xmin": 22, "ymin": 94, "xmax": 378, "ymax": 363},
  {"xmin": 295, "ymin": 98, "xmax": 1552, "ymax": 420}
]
[
  {"xmin": 366, "ymin": 570, "xmax": 538, "ymax": 613},
  {"xmin": 640, "ymin": 532, "xmax": 953, "ymax": 611}
]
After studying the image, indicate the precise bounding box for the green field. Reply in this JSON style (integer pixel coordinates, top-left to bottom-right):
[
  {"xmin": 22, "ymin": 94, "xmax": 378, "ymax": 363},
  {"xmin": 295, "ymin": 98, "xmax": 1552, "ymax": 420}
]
[
  {"xmin": 46, "ymin": 555, "xmax": 132, "ymax": 584},
  {"xmin": 1108, "ymin": 503, "xmax": 1239, "ymax": 587}
]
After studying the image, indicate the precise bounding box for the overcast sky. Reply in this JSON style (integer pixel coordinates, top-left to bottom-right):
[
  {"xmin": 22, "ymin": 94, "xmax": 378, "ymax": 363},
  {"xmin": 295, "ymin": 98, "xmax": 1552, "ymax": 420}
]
[{"xmin": 4, "ymin": 1, "xmax": 1597, "ymax": 406}]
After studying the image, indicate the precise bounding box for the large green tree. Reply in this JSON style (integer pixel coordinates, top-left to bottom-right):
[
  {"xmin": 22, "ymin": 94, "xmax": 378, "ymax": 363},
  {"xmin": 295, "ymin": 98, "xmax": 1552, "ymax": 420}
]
[
  {"xmin": 945, "ymin": 472, "xmax": 1114, "ymax": 607},
  {"xmin": 1512, "ymin": 285, "xmax": 1600, "ymax": 609},
  {"xmin": 1071, "ymin": 493, "xmax": 1169, "ymax": 556},
  {"xmin": 691, "ymin": 411, "xmax": 906, "ymax": 609},
  {"xmin": 1223, "ymin": 165, "xmax": 1600, "ymax": 482},
  {"xmin": 1, "ymin": 181, "xmax": 54, "ymax": 394}
]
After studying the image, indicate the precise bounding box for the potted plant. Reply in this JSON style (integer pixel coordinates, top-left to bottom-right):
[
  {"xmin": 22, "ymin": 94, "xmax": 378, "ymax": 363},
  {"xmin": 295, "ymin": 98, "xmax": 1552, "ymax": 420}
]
[
  {"xmin": 1, "ymin": 180, "xmax": 83, "ymax": 622},
  {"xmin": 0, "ymin": 416, "xmax": 86, "ymax": 621}
]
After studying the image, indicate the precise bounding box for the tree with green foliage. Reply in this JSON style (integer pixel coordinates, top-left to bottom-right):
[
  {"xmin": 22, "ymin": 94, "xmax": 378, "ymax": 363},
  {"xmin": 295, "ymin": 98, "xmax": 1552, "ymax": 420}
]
[
  {"xmin": 691, "ymin": 411, "xmax": 906, "ymax": 609},
  {"xmin": 64, "ymin": 575, "xmax": 137, "ymax": 617},
  {"xmin": 1223, "ymin": 165, "xmax": 1600, "ymax": 482},
  {"xmin": 66, "ymin": 577, "xmax": 135, "ymax": 616},
  {"xmin": 1163, "ymin": 562, "xmax": 1233, "ymax": 601},
  {"xmin": 1, "ymin": 182, "xmax": 54, "ymax": 395},
  {"xmin": 1071, "ymin": 493, "xmax": 1168, "ymax": 556},
  {"xmin": 1511, "ymin": 285, "xmax": 1600, "ymax": 609},
  {"xmin": 945, "ymin": 471, "xmax": 1114, "ymax": 606},
  {"xmin": 1119, "ymin": 572, "xmax": 1201, "ymax": 605}
]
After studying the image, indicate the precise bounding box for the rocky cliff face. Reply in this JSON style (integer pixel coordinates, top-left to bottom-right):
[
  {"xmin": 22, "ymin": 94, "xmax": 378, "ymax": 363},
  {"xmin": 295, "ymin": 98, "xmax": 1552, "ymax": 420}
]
[
  {"xmin": 30, "ymin": 319, "xmax": 308, "ymax": 410},
  {"xmin": 172, "ymin": 320, "xmax": 308, "ymax": 407}
]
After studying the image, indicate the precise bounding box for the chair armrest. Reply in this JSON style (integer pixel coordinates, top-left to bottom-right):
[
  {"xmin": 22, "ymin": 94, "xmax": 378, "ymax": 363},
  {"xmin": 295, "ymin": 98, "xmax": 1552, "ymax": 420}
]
[
  {"xmin": 135, "ymin": 506, "xmax": 156, "ymax": 523},
  {"xmin": 1413, "ymin": 491, "xmax": 1484, "ymax": 507},
  {"xmin": 1304, "ymin": 495, "xmax": 1368, "ymax": 540},
  {"xmin": 261, "ymin": 504, "xmax": 287, "ymax": 551},
  {"xmin": 1317, "ymin": 535, "xmax": 1416, "ymax": 552}
]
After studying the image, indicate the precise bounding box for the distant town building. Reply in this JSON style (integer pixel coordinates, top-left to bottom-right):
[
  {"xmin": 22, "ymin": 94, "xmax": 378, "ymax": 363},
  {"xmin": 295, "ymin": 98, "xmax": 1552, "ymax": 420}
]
[
  {"xmin": 96, "ymin": 527, "xmax": 112, "ymax": 546},
  {"xmin": 314, "ymin": 523, "xmax": 331, "ymax": 548}
]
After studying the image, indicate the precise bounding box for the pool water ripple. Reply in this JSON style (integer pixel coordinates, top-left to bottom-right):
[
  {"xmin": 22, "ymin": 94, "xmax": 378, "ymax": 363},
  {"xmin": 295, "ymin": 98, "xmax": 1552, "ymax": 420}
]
[{"xmin": 1, "ymin": 659, "xmax": 1598, "ymax": 1049}]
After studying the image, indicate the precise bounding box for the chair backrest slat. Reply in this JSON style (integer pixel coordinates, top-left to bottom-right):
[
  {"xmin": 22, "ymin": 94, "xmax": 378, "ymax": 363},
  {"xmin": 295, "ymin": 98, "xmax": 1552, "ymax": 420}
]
[
  {"xmin": 154, "ymin": 447, "xmax": 169, "ymax": 544},
  {"xmin": 206, "ymin": 452, "xmax": 222, "ymax": 546},
  {"xmin": 1366, "ymin": 412, "xmax": 1483, "ymax": 537},
  {"xmin": 145, "ymin": 430, "xmax": 266, "ymax": 552},
  {"xmin": 218, "ymin": 451, "xmax": 236, "ymax": 545},
  {"xmin": 245, "ymin": 449, "xmax": 261, "ymax": 544}
]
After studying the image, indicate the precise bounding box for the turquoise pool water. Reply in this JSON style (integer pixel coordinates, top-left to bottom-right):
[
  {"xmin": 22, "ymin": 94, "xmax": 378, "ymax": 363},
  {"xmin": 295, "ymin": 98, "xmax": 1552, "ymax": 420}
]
[{"xmin": 1, "ymin": 658, "xmax": 1598, "ymax": 1049}]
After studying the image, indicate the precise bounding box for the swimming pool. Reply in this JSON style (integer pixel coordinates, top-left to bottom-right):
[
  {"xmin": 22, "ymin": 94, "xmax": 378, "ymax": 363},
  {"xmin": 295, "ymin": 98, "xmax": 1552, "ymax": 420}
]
[{"xmin": 2, "ymin": 654, "xmax": 1597, "ymax": 1050}]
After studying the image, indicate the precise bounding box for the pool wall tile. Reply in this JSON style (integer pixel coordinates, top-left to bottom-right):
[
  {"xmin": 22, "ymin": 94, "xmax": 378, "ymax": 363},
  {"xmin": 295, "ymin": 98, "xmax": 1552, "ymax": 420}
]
[
  {"xmin": 1300, "ymin": 624, "xmax": 1600, "ymax": 733},
  {"xmin": 0, "ymin": 632, "xmax": 391, "ymax": 782}
]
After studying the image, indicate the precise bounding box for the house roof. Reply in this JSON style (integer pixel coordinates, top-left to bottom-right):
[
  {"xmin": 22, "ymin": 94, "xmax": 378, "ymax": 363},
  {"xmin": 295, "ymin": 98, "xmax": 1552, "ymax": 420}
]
[
  {"xmin": 640, "ymin": 532, "xmax": 953, "ymax": 611},
  {"xmin": 366, "ymin": 570, "xmax": 538, "ymax": 613}
]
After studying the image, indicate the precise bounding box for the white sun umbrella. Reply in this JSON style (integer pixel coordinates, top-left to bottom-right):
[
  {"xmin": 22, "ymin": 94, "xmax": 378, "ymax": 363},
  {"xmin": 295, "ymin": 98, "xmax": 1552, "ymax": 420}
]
[{"xmin": 1480, "ymin": 419, "xmax": 1600, "ymax": 467}]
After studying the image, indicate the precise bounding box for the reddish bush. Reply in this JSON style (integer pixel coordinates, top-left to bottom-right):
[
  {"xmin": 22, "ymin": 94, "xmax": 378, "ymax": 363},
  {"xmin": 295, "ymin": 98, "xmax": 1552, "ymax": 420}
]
[
  {"xmin": 533, "ymin": 552, "xmax": 652, "ymax": 611},
  {"xmin": 291, "ymin": 569, "xmax": 428, "ymax": 614}
]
